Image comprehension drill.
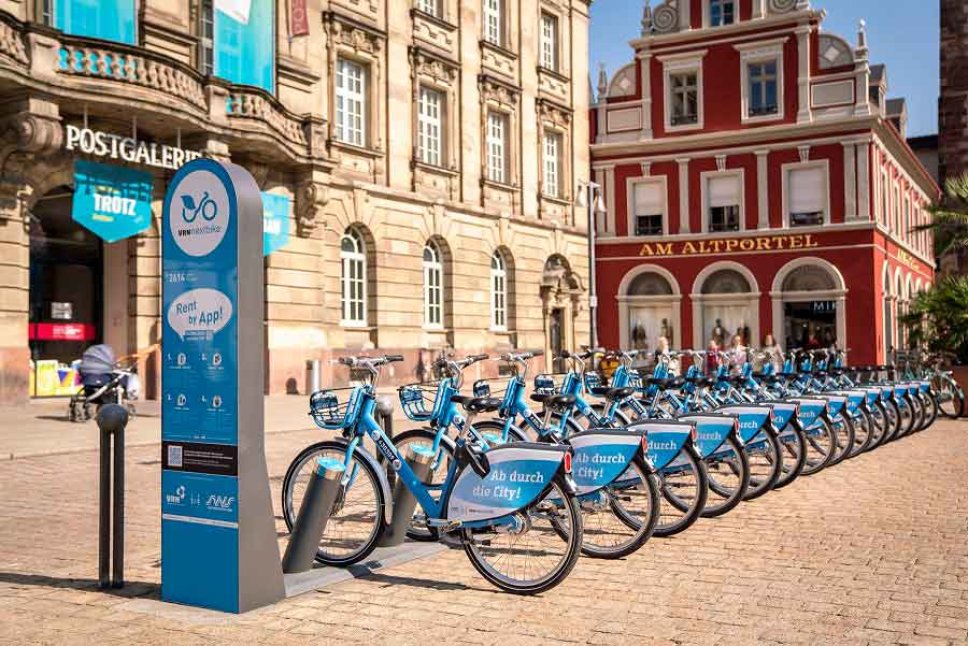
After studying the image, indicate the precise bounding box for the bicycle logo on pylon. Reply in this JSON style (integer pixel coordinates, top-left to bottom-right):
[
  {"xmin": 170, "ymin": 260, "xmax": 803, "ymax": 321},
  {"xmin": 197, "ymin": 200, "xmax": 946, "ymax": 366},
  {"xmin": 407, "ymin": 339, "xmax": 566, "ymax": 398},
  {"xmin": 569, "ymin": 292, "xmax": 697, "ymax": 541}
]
[{"xmin": 180, "ymin": 191, "xmax": 219, "ymax": 223}]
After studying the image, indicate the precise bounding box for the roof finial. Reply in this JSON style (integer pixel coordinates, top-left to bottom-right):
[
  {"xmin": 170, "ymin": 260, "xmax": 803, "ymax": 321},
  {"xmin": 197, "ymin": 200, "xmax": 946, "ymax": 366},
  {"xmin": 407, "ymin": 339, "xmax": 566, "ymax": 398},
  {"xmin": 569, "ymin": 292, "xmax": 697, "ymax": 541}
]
[
  {"xmin": 596, "ymin": 62, "xmax": 608, "ymax": 101},
  {"xmin": 857, "ymin": 19, "xmax": 867, "ymax": 49},
  {"xmin": 641, "ymin": 0, "xmax": 652, "ymax": 36}
]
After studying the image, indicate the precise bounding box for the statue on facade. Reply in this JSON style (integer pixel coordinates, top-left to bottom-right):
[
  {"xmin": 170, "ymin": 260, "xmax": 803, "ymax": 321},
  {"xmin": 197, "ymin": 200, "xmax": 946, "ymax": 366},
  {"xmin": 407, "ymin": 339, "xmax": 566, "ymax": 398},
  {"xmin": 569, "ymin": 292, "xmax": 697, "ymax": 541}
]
[
  {"xmin": 711, "ymin": 318, "xmax": 726, "ymax": 346},
  {"xmin": 661, "ymin": 318, "xmax": 673, "ymax": 347},
  {"xmin": 632, "ymin": 320, "xmax": 648, "ymax": 350}
]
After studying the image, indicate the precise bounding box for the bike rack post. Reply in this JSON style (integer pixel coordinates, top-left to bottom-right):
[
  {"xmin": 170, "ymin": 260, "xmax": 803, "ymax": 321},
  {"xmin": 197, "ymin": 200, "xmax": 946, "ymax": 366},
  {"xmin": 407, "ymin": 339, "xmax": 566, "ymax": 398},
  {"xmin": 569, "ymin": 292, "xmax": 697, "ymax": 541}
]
[
  {"xmin": 282, "ymin": 458, "xmax": 345, "ymax": 574},
  {"xmin": 376, "ymin": 395, "xmax": 394, "ymax": 441},
  {"xmin": 378, "ymin": 445, "xmax": 434, "ymax": 547},
  {"xmin": 97, "ymin": 404, "xmax": 128, "ymax": 589}
]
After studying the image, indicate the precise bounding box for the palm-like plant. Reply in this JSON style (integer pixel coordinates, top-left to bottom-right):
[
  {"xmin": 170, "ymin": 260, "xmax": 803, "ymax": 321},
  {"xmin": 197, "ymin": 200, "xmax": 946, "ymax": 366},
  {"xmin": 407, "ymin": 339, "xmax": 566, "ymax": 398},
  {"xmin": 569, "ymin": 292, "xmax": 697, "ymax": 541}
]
[
  {"xmin": 919, "ymin": 172, "xmax": 968, "ymax": 259},
  {"xmin": 901, "ymin": 276, "xmax": 968, "ymax": 364}
]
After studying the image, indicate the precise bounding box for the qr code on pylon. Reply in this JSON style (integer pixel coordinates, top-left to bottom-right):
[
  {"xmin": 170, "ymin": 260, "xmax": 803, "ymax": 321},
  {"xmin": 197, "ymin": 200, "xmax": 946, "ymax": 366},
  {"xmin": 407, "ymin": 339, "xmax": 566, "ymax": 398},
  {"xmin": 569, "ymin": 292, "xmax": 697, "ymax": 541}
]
[{"xmin": 168, "ymin": 444, "xmax": 183, "ymax": 468}]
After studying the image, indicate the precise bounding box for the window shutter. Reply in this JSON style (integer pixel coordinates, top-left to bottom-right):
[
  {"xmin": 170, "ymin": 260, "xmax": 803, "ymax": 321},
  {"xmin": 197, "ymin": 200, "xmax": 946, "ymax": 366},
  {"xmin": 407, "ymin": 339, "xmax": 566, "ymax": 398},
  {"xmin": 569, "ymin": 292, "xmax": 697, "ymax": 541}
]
[
  {"xmin": 708, "ymin": 174, "xmax": 741, "ymax": 207},
  {"xmin": 634, "ymin": 182, "xmax": 664, "ymax": 214},
  {"xmin": 789, "ymin": 166, "xmax": 825, "ymax": 213}
]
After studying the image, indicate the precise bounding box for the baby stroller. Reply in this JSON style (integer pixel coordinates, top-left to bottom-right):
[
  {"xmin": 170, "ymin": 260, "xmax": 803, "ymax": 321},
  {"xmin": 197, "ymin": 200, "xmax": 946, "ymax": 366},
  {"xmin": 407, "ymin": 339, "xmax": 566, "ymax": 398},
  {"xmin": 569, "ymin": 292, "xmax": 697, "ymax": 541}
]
[{"xmin": 68, "ymin": 344, "xmax": 141, "ymax": 422}]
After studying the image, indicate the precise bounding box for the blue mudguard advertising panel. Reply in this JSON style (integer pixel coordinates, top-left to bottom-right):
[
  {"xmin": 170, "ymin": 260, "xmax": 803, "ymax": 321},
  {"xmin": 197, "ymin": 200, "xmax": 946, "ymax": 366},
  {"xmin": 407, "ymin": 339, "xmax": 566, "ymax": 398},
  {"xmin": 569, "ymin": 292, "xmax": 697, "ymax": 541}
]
[
  {"xmin": 714, "ymin": 406, "xmax": 771, "ymax": 444},
  {"xmin": 72, "ymin": 160, "xmax": 153, "ymax": 243},
  {"xmin": 446, "ymin": 444, "xmax": 565, "ymax": 523},
  {"xmin": 628, "ymin": 421, "xmax": 692, "ymax": 470},
  {"xmin": 679, "ymin": 414, "xmax": 736, "ymax": 458},
  {"xmin": 787, "ymin": 398, "xmax": 827, "ymax": 431},
  {"xmin": 567, "ymin": 429, "xmax": 642, "ymax": 495},
  {"xmin": 162, "ymin": 159, "xmax": 283, "ymax": 613}
]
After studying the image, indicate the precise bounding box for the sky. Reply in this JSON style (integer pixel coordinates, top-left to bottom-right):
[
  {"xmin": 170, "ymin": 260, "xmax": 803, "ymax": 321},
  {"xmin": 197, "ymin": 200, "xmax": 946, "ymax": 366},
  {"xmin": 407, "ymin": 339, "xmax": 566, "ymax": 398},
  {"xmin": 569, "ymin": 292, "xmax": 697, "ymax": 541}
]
[{"xmin": 589, "ymin": 0, "xmax": 941, "ymax": 137}]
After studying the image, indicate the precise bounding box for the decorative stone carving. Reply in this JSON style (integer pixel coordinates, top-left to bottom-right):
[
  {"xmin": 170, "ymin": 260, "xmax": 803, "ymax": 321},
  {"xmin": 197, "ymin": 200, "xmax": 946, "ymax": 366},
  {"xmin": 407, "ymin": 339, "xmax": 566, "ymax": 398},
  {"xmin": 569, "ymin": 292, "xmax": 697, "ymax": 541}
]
[
  {"xmin": 10, "ymin": 113, "xmax": 63, "ymax": 155},
  {"xmin": 480, "ymin": 77, "xmax": 518, "ymax": 109},
  {"xmin": 818, "ymin": 34, "xmax": 854, "ymax": 69},
  {"xmin": 328, "ymin": 17, "xmax": 383, "ymax": 56},
  {"xmin": 412, "ymin": 50, "xmax": 458, "ymax": 86},
  {"xmin": 412, "ymin": 12, "xmax": 456, "ymax": 58},
  {"xmin": 641, "ymin": 0, "xmax": 653, "ymax": 36},
  {"xmin": 538, "ymin": 101, "xmax": 571, "ymax": 128},
  {"xmin": 481, "ymin": 42, "xmax": 516, "ymax": 81},
  {"xmin": 227, "ymin": 88, "xmax": 309, "ymax": 146},
  {"xmin": 295, "ymin": 181, "xmax": 329, "ymax": 237},
  {"xmin": 652, "ymin": 1, "xmax": 680, "ymax": 34},
  {"xmin": 768, "ymin": 0, "xmax": 798, "ymax": 13},
  {"xmin": 0, "ymin": 18, "xmax": 28, "ymax": 65},
  {"xmin": 596, "ymin": 63, "xmax": 608, "ymax": 101},
  {"xmin": 607, "ymin": 63, "xmax": 637, "ymax": 98}
]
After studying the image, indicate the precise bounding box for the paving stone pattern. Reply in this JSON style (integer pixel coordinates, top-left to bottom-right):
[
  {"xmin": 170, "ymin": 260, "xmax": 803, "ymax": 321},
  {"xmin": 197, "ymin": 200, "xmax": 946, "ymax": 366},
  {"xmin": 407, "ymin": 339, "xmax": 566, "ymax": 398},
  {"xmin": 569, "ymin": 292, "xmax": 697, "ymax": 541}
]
[{"xmin": 1, "ymin": 420, "xmax": 967, "ymax": 645}]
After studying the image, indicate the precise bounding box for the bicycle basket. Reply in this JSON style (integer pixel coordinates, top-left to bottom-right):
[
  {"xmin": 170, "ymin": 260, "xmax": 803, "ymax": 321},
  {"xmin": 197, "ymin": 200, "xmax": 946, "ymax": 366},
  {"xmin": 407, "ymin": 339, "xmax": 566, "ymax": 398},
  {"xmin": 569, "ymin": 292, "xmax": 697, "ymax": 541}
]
[
  {"xmin": 584, "ymin": 371, "xmax": 603, "ymax": 391},
  {"xmin": 398, "ymin": 382, "xmax": 440, "ymax": 422},
  {"xmin": 309, "ymin": 387, "xmax": 361, "ymax": 430},
  {"xmin": 473, "ymin": 379, "xmax": 491, "ymax": 398},
  {"xmin": 534, "ymin": 373, "xmax": 566, "ymax": 395}
]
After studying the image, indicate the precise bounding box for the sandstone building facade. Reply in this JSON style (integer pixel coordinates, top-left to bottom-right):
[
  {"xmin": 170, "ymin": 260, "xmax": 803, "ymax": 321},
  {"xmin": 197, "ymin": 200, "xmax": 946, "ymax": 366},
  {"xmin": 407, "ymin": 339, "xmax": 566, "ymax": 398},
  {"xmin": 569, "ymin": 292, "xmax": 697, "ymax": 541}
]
[{"xmin": 0, "ymin": 0, "xmax": 592, "ymax": 403}]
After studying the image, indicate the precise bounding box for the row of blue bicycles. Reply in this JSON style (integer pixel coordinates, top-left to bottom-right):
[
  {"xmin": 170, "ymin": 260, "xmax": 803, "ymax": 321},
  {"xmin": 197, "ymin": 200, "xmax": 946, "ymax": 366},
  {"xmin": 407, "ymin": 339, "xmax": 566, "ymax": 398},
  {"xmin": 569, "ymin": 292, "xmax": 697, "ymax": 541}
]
[{"xmin": 281, "ymin": 346, "xmax": 962, "ymax": 594}]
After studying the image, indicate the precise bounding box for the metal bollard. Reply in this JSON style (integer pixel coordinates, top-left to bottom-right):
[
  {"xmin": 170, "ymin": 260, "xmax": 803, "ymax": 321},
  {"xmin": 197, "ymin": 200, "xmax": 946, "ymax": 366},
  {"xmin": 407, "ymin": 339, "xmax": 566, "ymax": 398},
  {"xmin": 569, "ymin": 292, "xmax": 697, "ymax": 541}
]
[
  {"xmin": 378, "ymin": 445, "xmax": 435, "ymax": 547},
  {"xmin": 97, "ymin": 404, "xmax": 128, "ymax": 589},
  {"xmin": 305, "ymin": 359, "xmax": 321, "ymax": 395},
  {"xmin": 282, "ymin": 457, "xmax": 345, "ymax": 574}
]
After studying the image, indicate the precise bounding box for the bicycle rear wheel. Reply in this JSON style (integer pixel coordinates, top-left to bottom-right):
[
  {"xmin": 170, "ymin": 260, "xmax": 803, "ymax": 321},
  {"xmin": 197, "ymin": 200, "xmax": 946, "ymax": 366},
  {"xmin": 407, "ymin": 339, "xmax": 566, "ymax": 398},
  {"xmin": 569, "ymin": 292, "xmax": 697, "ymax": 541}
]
[
  {"xmin": 580, "ymin": 456, "xmax": 659, "ymax": 559},
  {"xmin": 827, "ymin": 414, "xmax": 855, "ymax": 466},
  {"xmin": 282, "ymin": 440, "xmax": 386, "ymax": 566},
  {"xmin": 867, "ymin": 401, "xmax": 888, "ymax": 450},
  {"xmin": 652, "ymin": 444, "xmax": 708, "ymax": 536},
  {"xmin": 742, "ymin": 430, "xmax": 781, "ymax": 500},
  {"xmin": 463, "ymin": 474, "xmax": 582, "ymax": 594},
  {"xmin": 384, "ymin": 428, "xmax": 455, "ymax": 542},
  {"xmin": 773, "ymin": 423, "xmax": 806, "ymax": 490},
  {"xmin": 801, "ymin": 416, "xmax": 836, "ymax": 475},
  {"xmin": 847, "ymin": 409, "xmax": 873, "ymax": 457},
  {"xmin": 935, "ymin": 376, "xmax": 964, "ymax": 419},
  {"xmin": 700, "ymin": 436, "xmax": 750, "ymax": 518}
]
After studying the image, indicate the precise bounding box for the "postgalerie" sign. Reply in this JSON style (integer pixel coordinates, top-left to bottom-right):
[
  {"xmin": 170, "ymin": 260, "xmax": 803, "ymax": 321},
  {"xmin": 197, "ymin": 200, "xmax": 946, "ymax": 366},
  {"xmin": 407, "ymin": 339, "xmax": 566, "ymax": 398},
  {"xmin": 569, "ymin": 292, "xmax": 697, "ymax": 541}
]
[
  {"xmin": 639, "ymin": 233, "xmax": 821, "ymax": 257},
  {"xmin": 65, "ymin": 125, "xmax": 204, "ymax": 171}
]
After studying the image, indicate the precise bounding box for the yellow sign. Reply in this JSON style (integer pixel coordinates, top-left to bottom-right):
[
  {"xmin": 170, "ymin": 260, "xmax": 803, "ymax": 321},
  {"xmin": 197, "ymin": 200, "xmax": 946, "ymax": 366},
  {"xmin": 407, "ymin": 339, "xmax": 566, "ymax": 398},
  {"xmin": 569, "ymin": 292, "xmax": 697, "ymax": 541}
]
[
  {"xmin": 896, "ymin": 249, "xmax": 921, "ymax": 272},
  {"xmin": 639, "ymin": 233, "xmax": 820, "ymax": 257}
]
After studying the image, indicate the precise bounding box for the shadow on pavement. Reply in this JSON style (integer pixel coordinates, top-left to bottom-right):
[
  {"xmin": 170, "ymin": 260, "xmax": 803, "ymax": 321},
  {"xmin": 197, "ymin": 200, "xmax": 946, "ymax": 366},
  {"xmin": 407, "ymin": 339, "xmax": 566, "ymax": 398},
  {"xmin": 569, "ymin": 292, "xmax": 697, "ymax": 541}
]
[
  {"xmin": 351, "ymin": 570, "xmax": 472, "ymax": 592},
  {"xmin": 0, "ymin": 571, "xmax": 160, "ymax": 599}
]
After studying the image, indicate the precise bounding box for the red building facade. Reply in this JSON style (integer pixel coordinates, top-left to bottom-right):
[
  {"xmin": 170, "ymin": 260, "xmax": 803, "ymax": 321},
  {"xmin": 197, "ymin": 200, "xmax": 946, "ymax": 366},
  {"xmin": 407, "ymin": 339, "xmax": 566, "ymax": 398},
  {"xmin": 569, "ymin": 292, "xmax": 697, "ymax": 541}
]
[{"xmin": 590, "ymin": 0, "xmax": 939, "ymax": 365}]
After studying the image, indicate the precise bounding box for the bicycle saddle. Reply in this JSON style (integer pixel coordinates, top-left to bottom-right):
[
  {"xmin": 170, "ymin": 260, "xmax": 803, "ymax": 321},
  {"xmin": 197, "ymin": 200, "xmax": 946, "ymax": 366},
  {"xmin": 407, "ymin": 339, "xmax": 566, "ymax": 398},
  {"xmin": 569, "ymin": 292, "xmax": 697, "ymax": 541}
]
[
  {"xmin": 530, "ymin": 393, "xmax": 576, "ymax": 410},
  {"xmin": 451, "ymin": 395, "xmax": 502, "ymax": 413},
  {"xmin": 589, "ymin": 386, "xmax": 635, "ymax": 401}
]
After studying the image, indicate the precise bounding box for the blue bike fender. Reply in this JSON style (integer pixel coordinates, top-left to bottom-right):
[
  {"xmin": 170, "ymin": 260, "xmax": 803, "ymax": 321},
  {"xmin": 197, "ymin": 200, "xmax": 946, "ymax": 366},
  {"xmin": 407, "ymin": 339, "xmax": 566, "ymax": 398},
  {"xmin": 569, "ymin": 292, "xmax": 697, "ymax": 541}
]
[
  {"xmin": 786, "ymin": 398, "xmax": 828, "ymax": 430},
  {"xmin": 678, "ymin": 414, "xmax": 737, "ymax": 458},
  {"xmin": 863, "ymin": 388, "xmax": 881, "ymax": 406},
  {"xmin": 880, "ymin": 386, "xmax": 894, "ymax": 400},
  {"xmin": 713, "ymin": 405, "xmax": 771, "ymax": 444},
  {"xmin": 766, "ymin": 401, "xmax": 797, "ymax": 432},
  {"xmin": 627, "ymin": 420, "xmax": 693, "ymax": 470},
  {"xmin": 919, "ymin": 381, "xmax": 930, "ymax": 394},
  {"xmin": 813, "ymin": 394, "xmax": 846, "ymax": 418},
  {"xmin": 905, "ymin": 383, "xmax": 918, "ymax": 397},
  {"xmin": 445, "ymin": 442, "xmax": 567, "ymax": 524},
  {"xmin": 893, "ymin": 385, "xmax": 906, "ymax": 399},
  {"xmin": 828, "ymin": 390, "xmax": 864, "ymax": 415},
  {"xmin": 567, "ymin": 428, "xmax": 643, "ymax": 495}
]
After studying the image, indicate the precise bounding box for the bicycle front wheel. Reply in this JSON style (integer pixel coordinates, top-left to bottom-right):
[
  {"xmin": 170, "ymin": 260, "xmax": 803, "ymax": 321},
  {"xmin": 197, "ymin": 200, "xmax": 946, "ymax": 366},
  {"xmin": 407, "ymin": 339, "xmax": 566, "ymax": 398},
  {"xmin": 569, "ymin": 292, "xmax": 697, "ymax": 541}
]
[
  {"xmin": 742, "ymin": 430, "xmax": 781, "ymax": 500},
  {"xmin": 282, "ymin": 440, "xmax": 386, "ymax": 566},
  {"xmin": 936, "ymin": 377, "xmax": 964, "ymax": 419},
  {"xmin": 652, "ymin": 444, "xmax": 708, "ymax": 536},
  {"xmin": 801, "ymin": 415, "xmax": 835, "ymax": 475},
  {"xmin": 463, "ymin": 474, "xmax": 582, "ymax": 594},
  {"xmin": 700, "ymin": 436, "xmax": 750, "ymax": 518},
  {"xmin": 773, "ymin": 423, "xmax": 806, "ymax": 490}
]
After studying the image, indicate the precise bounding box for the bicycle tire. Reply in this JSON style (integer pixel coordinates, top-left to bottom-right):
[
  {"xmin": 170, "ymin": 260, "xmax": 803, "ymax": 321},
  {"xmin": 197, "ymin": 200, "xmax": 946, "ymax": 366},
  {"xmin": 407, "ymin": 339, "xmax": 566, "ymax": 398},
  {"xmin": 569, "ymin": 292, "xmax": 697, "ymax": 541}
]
[
  {"xmin": 700, "ymin": 435, "xmax": 750, "ymax": 518},
  {"xmin": 801, "ymin": 415, "xmax": 836, "ymax": 475},
  {"xmin": 827, "ymin": 413, "xmax": 855, "ymax": 466},
  {"xmin": 742, "ymin": 428, "xmax": 782, "ymax": 500},
  {"xmin": 773, "ymin": 422, "xmax": 807, "ymax": 490},
  {"xmin": 580, "ymin": 455, "xmax": 659, "ymax": 559},
  {"xmin": 381, "ymin": 428, "xmax": 456, "ymax": 542},
  {"xmin": 651, "ymin": 444, "xmax": 709, "ymax": 536}
]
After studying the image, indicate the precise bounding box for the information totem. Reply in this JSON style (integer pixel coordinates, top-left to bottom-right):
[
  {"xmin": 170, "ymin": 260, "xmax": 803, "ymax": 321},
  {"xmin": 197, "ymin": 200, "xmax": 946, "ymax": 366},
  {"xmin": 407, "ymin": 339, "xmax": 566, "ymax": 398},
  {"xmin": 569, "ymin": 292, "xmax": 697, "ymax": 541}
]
[{"xmin": 160, "ymin": 159, "xmax": 284, "ymax": 613}]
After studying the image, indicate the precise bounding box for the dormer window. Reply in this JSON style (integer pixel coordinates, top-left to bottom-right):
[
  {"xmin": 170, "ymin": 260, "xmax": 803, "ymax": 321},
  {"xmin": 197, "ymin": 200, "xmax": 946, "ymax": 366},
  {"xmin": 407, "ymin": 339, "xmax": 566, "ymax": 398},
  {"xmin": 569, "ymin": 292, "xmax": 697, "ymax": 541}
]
[{"xmin": 710, "ymin": 0, "xmax": 735, "ymax": 27}]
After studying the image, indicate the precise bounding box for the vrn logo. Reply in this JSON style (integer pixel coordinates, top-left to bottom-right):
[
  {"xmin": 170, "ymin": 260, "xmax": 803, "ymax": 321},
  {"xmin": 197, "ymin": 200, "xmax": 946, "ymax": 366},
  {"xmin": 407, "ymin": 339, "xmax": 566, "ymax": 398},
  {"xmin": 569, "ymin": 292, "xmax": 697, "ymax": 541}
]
[
  {"xmin": 166, "ymin": 485, "xmax": 186, "ymax": 505},
  {"xmin": 206, "ymin": 494, "xmax": 235, "ymax": 511}
]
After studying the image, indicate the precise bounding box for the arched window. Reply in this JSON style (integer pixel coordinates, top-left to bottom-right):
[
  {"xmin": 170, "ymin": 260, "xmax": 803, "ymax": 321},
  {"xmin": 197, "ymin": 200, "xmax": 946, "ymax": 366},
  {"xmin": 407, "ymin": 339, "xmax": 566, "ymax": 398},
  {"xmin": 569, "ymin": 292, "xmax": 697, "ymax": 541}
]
[
  {"xmin": 423, "ymin": 241, "xmax": 443, "ymax": 327},
  {"xmin": 341, "ymin": 229, "xmax": 366, "ymax": 325},
  {"xmin": 491, "ymin": 251, "xmax": 508, "ymax": 330},
  {"xmin": 701, "ymin": 269, "xmax": 751, "ymax": 294}
]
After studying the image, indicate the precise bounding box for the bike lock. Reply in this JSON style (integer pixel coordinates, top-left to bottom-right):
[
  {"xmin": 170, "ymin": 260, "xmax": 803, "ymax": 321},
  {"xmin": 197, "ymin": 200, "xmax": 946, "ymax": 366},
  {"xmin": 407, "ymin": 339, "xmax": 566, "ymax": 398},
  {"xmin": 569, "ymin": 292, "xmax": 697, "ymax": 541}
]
[
  {"xmin": 282, "ymin": 457, "xmax": 345, "ymax": 574},
  {"xmin": 378, "ymin": 445, "xmax": 435, "ymax": 547}
]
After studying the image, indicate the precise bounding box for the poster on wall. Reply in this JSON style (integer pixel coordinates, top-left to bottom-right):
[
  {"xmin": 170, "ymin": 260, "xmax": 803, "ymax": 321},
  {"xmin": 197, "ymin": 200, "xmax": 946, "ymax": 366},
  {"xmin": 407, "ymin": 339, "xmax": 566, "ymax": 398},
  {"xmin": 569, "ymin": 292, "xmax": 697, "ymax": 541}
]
[
  {"xmin": 215, "ymin": 0, "xmax": 274, "ymax": 93},
  {"xmin": 72, "ymin": 160, "xmax": 153, "ymax": 243},
  {"xmin": 262, "ymin": 192, "xmax": 290, "ymax": 256}
]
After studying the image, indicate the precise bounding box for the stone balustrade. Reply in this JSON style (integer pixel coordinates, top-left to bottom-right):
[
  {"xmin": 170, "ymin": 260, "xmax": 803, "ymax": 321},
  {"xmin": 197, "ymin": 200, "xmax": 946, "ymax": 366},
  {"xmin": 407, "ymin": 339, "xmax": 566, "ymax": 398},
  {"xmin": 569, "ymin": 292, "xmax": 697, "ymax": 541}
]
[{"xmin": 226, "ymin": 88, "xmax": 309, "ymax": 148}]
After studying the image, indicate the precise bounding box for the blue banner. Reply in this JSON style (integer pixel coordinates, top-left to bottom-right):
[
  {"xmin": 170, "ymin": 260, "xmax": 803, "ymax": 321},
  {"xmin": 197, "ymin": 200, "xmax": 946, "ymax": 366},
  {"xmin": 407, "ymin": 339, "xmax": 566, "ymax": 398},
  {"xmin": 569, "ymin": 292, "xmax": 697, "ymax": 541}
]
[
  {"xmin": 55, "ymin": 0, "xmax": 136, "ymax": 44},
  {"xmin": 216, "ymin": 0, "xmax": 275, "ymax": 93},
  {"xmin": 72, "ymin": 160, "xmax": 153, "ymax": 243},
  {"xmin": 262, "ymin": 192, "xmax": 290, "ymax": 256}
]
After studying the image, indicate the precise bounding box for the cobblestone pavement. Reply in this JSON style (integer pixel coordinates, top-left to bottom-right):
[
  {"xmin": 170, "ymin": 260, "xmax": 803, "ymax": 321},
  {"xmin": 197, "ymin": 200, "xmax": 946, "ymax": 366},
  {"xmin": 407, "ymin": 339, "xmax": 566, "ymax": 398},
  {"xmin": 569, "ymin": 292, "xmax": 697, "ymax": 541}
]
[{"xmin": 1, "ymin": 419, "xmax": 967, "ymax": 645}]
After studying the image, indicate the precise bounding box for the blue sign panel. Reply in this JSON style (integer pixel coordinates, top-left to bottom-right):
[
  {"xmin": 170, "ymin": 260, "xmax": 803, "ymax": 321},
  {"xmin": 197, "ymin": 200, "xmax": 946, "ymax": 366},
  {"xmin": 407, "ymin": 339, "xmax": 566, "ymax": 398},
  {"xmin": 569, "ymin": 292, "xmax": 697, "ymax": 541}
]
[
  {"xmin": 72, "ymin": 160, "xmax": 153, "ymax": 243},
  {"xmin": 216, "ymin": 0, "xmax": 275, "ymax": 93},
  {"xmin": 55, "ymin": 0, "xmax": 136, "ymax": 44},
  {"xmin": 162, "ymin": 159, "xmax": 240, "ymax": 612},
  {"xmin": 262, "ymin": 192, "xmax": 290, "ymax": 256}
]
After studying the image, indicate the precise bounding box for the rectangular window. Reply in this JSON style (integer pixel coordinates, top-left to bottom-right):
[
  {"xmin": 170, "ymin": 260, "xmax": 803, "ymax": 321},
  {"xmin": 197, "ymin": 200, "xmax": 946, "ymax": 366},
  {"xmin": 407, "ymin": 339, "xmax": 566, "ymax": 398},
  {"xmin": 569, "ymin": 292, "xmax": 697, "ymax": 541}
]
[
  {"xmin": 415, "ymin": 0, "xmax": 439, "ymax": 17},
  {"xmin": 748, "ymin": 61, "xmax": 778, "ymax": 116},
  {"xmin": 335, "ymin": 58, "xmax": 366, "ymax": 147},
  {"xmin": 710, "ymin": 0, "xmax": 735, "ymax": 26},
  {"xmin": 540, "ymin": 13, "xmax": 558, "ymax": 71},
  {"xmin": 707, "ymin": 174, "xmax": 741, "ymax": 232},
  {"xmin": 893, "ymin": 184, "xmax": 900, "ymax": 232},
  {"xmin": 903, "ymin": 195, "xmax": 911, "ymax": 238},
  {"xmin": 55, "ymin": 0, "xmax": 136, "ymax": 44},
  {"xmin": 880, "ymin": 170, "xmax": 889, "ymax": 225},
  {"xmin": 484, "ymin": 0, "xmax": 503, "ymax": 46},
  {"xmin": 213, "ymin": 0, "xmax": 275, "ymax": 93},
  {"xmin": 199, "ymin": 0, "xmax": 214, "ymax": 76},
  {"xmin": 417, "ymin": 86, "xmax": 443, "ymax": 167},
  {"xmin": 543, "ymin": 131, "xmax": 561, "ymax": 198},
  {"xmin": 670, "ymin": 72, "xmax": 698, "ymax": 126},
  {"xmin": 633, "ymin": 182, "xmax": 664, "ymax": 236},
  {"xmin": 788, "ymin": 166, "xmax": 826, "ymax": 227},
  {"xmin": 486, "ymin": 111, "xmax": 508, "ymax": 184},
  {"xmin": 41, "ymin": 0, "xmax": 54, "ymax": 25}
]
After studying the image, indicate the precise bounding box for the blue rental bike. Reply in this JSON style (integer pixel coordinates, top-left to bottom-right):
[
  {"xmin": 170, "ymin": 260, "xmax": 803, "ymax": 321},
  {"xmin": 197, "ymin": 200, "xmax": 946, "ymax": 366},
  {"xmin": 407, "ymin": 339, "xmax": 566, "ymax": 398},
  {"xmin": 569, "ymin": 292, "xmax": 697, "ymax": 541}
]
[{"xmin": 281, "ymin": 355, "xmax": 584, "ymax": 594}]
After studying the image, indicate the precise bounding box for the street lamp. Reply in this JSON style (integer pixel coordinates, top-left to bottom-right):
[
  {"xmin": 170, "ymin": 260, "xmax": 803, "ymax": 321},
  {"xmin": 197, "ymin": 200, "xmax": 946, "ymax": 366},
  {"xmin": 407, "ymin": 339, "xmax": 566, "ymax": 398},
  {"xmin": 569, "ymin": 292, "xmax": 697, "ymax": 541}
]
[{"xmin": 577, "ymin": 180, "xmax": 607, "ymax": 348}]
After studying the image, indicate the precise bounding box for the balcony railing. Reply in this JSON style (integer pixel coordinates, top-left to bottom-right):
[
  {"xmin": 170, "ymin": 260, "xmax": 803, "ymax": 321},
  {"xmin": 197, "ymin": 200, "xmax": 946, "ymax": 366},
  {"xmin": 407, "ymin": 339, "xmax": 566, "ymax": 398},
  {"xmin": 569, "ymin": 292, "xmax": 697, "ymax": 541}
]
[{"xmin": 226, "ymin": 88, "xmax": 308, "ymax": 147}]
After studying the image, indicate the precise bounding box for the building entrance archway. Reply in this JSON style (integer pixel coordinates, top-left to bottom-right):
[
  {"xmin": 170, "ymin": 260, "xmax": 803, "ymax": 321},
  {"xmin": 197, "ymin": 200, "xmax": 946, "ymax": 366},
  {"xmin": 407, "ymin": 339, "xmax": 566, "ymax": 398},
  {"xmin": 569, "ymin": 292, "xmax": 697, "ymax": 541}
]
[
  {"xmin": 691, "ymin": 263, "xmax": 760, "ymax": 350},
  {"xmin": 770, "ymin": 258, "xmax": 847, "ymax": 351}
]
